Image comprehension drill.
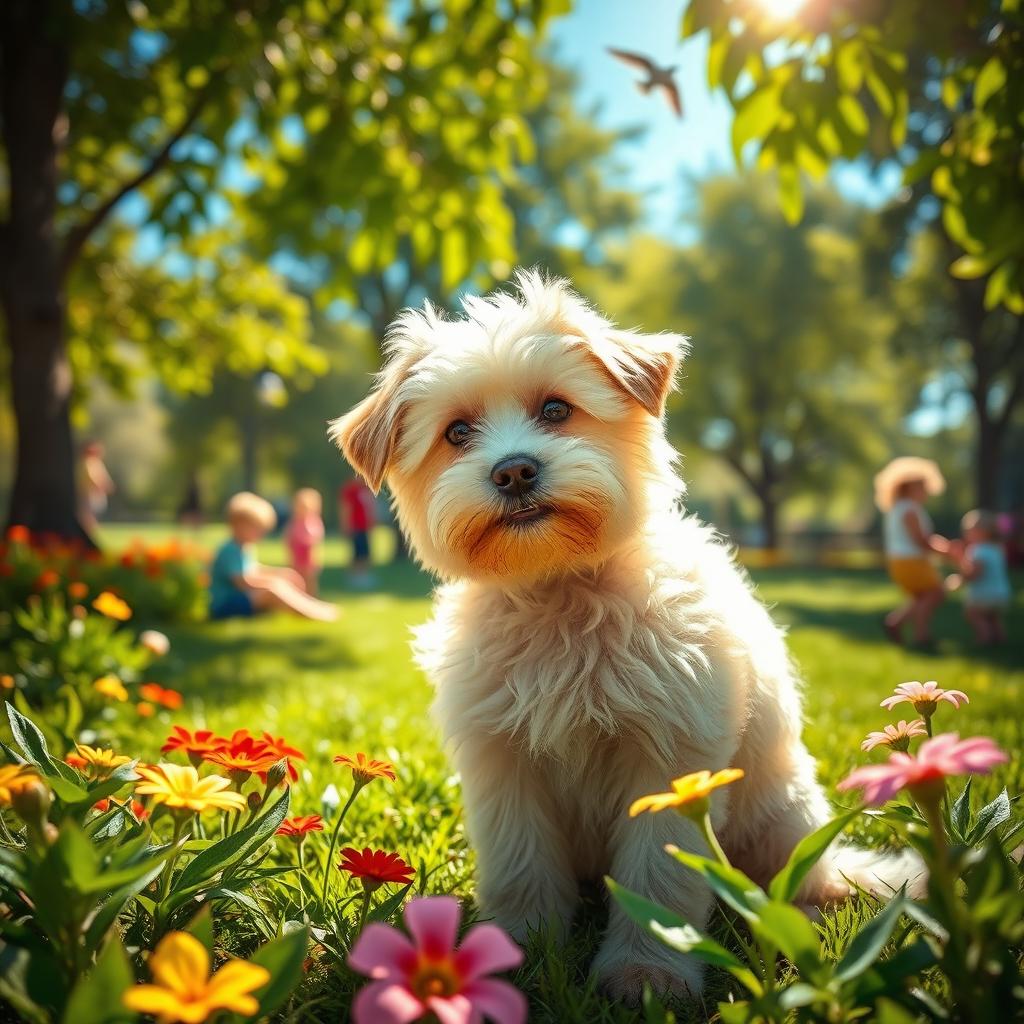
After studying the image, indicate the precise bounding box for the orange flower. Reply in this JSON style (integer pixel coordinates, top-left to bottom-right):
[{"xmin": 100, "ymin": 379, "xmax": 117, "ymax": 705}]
[
  {"xmin": 259, "ymin": 732, "xmax": 306, "ymax": 782},
  {"xmin": 276, "ymin": 814, "xmax": 324, "ymax": 838},
  {"xmin": 140, "ymin": 683, "xmax": 184, "ymax": 710},
  {"xmin": 93, "ymin": 591, "xmax": 132, "ymax": 621},
  {"xmin": 161, "ymin": 726, "xmax": 228, "ymax": 759},
  {"xmin": 333, "ymin": 752, "xmax": 396, "ymax": 786},
  {"xmin": 67, "ymin": 580, "xmax": 88, "ymax": 600},
  {"xmin": 65, "ymin": 751, "xmax": 89, "ymax": 770},
  {"xmin": 7, "ymin": 525, "xmax": 31, "ymax": 544},
  {"xmin": 34, "ymin": 569, "xmax": 60, "ymax": 590},
  {"xmin": 0, "ymin": 674, "xmax": 14, "ymax": 693},
  {"xmin": 137, "ymin": 702, "xmax": 156, "ymax": 718},
  {"xmin": 94, "ymin": 795, "xmax": 149, "ymax": 820},
  {"xmin": 204, "ymin": 733, "xmax": 279, "ymax": 776}
]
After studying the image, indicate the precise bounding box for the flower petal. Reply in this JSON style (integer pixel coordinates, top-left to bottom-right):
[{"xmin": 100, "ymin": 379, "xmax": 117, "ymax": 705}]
[
  {"xmin": 455, "ymin": 925, "xmax": 523, "ymax": 981},
  {"xmin": 148, "ymin": 932, "xmax": 210, "ymax": 996},
  {"xmin": 404, "ymin": 896, "xmax": 461, "ymax": 959},
  {"xmin": 204, "ymin": 960, "xmax": 270, "ymax": 1010},
  {"xmin": 349, "ymin": 923, "xmax": 418, "ymax": 979},
  {"xmin": 463, "ymin": 979, "xmax": 528, "ymax": 1024},
  {"xmin": 353, "ymin": 981, "xmax": 425, "ymax": 1024},
  {"xmin": 428, "ymin": 993, "xmax": 477, "ymax": 1024}
]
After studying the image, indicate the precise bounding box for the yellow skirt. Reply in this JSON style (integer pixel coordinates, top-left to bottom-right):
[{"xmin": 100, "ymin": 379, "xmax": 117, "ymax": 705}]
[{"xmin": 888, "ymin": 557, "xmax": 941, "ymax": 596}]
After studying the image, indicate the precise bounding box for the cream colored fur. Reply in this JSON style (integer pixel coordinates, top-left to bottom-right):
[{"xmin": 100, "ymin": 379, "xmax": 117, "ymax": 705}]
[{"xmin": 331, "ymin": 271, "xmax": 921, "ymax": 1003}]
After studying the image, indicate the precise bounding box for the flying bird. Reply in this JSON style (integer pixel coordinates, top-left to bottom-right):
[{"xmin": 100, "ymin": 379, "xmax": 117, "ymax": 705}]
[{"xmin": 607, "ymin": 47, "xmax": 683, "ymax": 118}]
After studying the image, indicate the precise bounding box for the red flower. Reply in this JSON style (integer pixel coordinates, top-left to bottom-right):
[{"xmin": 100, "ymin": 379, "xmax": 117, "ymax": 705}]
[
  {"xmin": 139, "ymin": 683, "xmax": 184, "ymax": 710},
  {"xmin": 204, "ymin": 732, "xmax": 279, "ymax": 775},
  {"xmin": 333, "ymin": 752, "xmax": 396, "ymax": 786},
  {"xmin": 7, "ymin": 525, "xmax": 30, "ymax": 545},
  {"xmin": 259, "ymin": 732, "xmax": 306, "ymax": 782},
  {"xmin": 65, "ymin": 751, "xmax": 89, "ymax": 770},
  {"xmin": 34, "ymin": 569, "xmax": 60, "ymax": 590},
  {"xmin": 137, "ymin": 702, "xmax": 156, "ymax": 718},
  {"xmin": 339, "ymin": 848, "xmax": 415, "ymax": 889},
  {"xmin": 94, "ymin": 796, "xmax": 149, "ymax": 820},
  {"xmin": 68, "ymin": 581, "xmax": 88, "ymax": 600},
  {"xmin": 161, "ymin": 726, "xmax": 228, "ymax": 759},
  {"xmin": 276, "ymin": 814, "xmax": 324, "ymax": 838}
]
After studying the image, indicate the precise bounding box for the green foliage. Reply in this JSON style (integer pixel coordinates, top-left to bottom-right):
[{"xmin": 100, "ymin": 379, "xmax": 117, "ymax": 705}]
[{"xmin": 684, "ymin": 0, "xmax": 1024, "ymax": 311}]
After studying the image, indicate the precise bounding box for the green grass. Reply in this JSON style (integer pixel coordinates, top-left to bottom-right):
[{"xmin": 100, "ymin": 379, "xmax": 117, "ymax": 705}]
[{"xmin": 97, "ymin": 525, "xmax": 1024, "ymax": 1022}]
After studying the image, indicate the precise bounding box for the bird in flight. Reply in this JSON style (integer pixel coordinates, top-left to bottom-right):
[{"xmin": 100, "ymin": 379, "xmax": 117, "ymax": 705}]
[{"xmin": 607, "ymin": 47, "xmax": 683, "ymax": 118}]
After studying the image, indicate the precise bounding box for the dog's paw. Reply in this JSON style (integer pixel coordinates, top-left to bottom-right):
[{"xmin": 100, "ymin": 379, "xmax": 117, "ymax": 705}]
[{"xmin": 594, "ymin": 955, "xmax": 704, "ymax": 1006}]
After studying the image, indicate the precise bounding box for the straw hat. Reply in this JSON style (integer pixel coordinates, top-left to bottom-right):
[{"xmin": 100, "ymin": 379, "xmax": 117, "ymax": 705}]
[{"xmin": 873, "ymin": 457, "xmax": 946, "ymax": 512}]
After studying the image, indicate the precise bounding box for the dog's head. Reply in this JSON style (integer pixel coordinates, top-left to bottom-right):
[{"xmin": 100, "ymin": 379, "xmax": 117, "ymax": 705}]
[{"xmin": 330, "ymin": 272, "xmax": 686, "ymax": 581}]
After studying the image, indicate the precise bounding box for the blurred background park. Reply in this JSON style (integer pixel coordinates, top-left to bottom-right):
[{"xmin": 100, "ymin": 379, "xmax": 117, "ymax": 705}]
[{"xmin": 1, "ymin": 0, "xmax": 1022, "ymax": 561}]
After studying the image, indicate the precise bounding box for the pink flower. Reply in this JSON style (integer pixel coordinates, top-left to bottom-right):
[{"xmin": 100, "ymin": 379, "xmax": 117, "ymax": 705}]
[
  {"xmin": 349, "ymin": 896, "xmax": 526, "ymax": 1024},
  {"xmin": 861, "ymin": 719, "xmax": 928, "ymax": 753},
  {"xmin": 880, "ymin": 680, "xmax": 968, "ymax": 715},
  {"xmin": 838, "ymin": 733, "xmax": 1008, "ymax": 807}
]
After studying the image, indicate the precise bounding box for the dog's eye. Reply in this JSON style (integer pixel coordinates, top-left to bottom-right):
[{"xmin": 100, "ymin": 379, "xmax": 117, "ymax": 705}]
[
  {"xmin": 541, "ymin": 398, "xmax": 572, "ymax": 423},
  {"xmin": 445, "ymin": 420, "xmax": 473, "ymax": 446}
]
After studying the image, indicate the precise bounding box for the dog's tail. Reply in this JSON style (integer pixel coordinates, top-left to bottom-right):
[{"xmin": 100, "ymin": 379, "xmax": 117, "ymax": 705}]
[{"xmin": 808, "ymin": 844, "xmax": 928, "ymax": 903}]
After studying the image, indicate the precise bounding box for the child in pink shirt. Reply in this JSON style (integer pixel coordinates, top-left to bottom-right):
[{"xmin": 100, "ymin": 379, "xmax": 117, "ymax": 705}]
[{"xmin": 287, "ymin": 488, "xmax": 325, "ymax": 595}]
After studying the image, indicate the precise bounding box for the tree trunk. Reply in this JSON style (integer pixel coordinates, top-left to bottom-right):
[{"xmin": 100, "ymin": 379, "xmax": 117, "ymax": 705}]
[
  {"xmin": 0, "ymin": 1, "xmax": 89, "ymax": 542},
  {"xmin": 973, "ymin": 398, "xmax": 1002, "ymax": 509},
  {"xmin": 756, "ymin": 488, "xmax": 779, "ymax": 551}
]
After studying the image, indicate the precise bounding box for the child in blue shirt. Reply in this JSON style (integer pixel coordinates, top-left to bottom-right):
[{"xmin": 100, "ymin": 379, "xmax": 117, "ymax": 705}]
[
  {"xmin": 209, "ymin": 492, "xmax": 337, "ymax": 622},
  {"xmin": 949, "ymin": 509, "xmax": 1012, "ymax": 645}
]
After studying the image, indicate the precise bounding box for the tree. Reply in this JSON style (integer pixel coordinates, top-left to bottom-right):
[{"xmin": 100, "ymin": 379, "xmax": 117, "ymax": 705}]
[
  {"xmin": 596, "ymin": 176, "xmax": 896, "ymax": 547},
  {"xmin": 682, "ymin": 0, "xmax": 1024, "ymax": 505},
  {"xmin": 0, "ymin": 0, "xmax": 565, "ymax": 538}
]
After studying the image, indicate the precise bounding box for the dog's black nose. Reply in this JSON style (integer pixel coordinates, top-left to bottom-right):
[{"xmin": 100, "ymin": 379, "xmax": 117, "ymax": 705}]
[{"xmin": 491, "ymin": 456, "xmax": 540, "ymax": 497}]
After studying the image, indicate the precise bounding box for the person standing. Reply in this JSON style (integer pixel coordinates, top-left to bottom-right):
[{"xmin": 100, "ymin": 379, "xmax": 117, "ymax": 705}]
[
  {"xmin": 338, "ymin": 474, "xmax": 376, "ymax": 588},
  {"xmin": 79, "ymin": 440, "xmax": 115, "ymax": 535}
]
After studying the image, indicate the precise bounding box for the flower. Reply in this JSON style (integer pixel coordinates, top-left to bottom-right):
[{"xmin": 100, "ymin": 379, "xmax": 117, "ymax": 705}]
[
  {"xmin": 34, "ymin": 569, "xmax": 60, "ymax": 590},
  {"xmin": 138, "ymin": 702, "xmax": 156, "ymax": 718},
  {"xmin": 94, "ymin": 675, "xmax": 129, "ymax": 702},
  {"xmin": 349, "ymin": 896, "xmax": 525, "ymax": 1024},
  {"xmin": 68, "ymin": 580, "xmax": 89, "ymax": 600},
  {"xmin": 140, "ymin": 629, "xmax": 171, "ymax": 657},
  {"xmin": 0, "ymin": 764, "xmax": 43, "ymax": 807},
  {"xmin": 123, "ymin": 930, "xmax": 269, "ymax": 1023},
  {"xmin": 340, "ymin": 848, "xmax": 416, "ymax": 890},
  {"xmin": 134, "ymin": 763, "xmax": 248, "ymax": 814},
  {"xmin": 203, "ymin": 733, "xmax": 279, "ymax": 776},
  {"xmin": 94, "ymin": 795, "xmax": 149, "ymax": 820},
  {"xmin": 0, "ymin": 674, "xmax": 14, "ymax": 692},
  {"xmin": 140, "ymin": 683, "xmax": 184, "ymax": 710},
  {"xmin": 334, "ymin": 752, "xmax": 397, "ymax": 786},
  {"xmin": 74, "ymin": 743, "xmax": 132, "ymax": 777},
  {"xmin": 161, "ymin": 727, "xmax": 228, "ymax": 760},
  {"xmin": 276, "ymin": 814, "xmax": 324, "ymax": 838},
  {"xmin": 92, "ymin": 591, "xmax": 132, "ymax": 621},
  {"xmin": 65, "ymin": 751, "xmax": 88, "ymax": 769},
  {"xmin": 259, "ymin": 732, "xmax": 306, "ymax": 782},
  {"xmin": 7, "ymin": 525, "xmax": 30, "ymax": 544},
  {"xmin": 629, "ymin": 768, "xmax": 745, "ymax": 818},
  {"xmin": 838, "ymin": 733, "xmax": 1009, "ymax": 807},
  {"xmin": 861, "ymin": 720, "xmax": 929, "ymax": 753},
  {"xmin": 880, "ymin": 680, "xmax": 968, "ymax": 716}
]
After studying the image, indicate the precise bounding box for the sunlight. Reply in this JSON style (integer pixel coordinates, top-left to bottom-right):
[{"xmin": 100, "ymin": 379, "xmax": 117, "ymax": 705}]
[{"xmin": 757, "ymin": 0, "xmax": 806, "ymax": 18}]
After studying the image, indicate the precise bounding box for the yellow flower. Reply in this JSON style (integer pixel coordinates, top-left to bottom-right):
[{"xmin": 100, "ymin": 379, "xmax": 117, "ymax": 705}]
[
  {"xmin": 94, "ymin": 675, "xmax": 129, "ymax": 702},
  {"xmin": 92, "ymin": 591, "xmax": 132, "ymax": 621},
  {"xmin": 134, "ymin": 763, "xmax": 247, "ymax": 814},
  {"xmin": 123, "ymin": 931, "xmax": 269, "ymax": 1023},
  {"xmin": 629, "ymin": 768, "xmax": 745, "ymax": 818},
  {"xmin": 74, "ymin": 743, "xmax": 132, "ymax": 778},
  {"xmin": 0, "ymin": 764, "xmax": 43, "ymax": 807}
]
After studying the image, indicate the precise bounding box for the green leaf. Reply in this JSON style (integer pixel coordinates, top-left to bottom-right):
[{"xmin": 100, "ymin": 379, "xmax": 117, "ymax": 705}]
[
  {"xmin": 968, "ymin": 788, "xmax": 1011, "ymax": 843},
  {"xmin": 184, "ymin": 905, "xmax": 215, "ymax": 954},
  {"xmin": 950, "ymin": 777, "xmax": 973, "ymax": 841},
  {"xmin": 778, "ymin": 162, "xmax": 804, "ymax": 224},
  {"xmin": 834, "ymin": 40, "xmax": 864, "ymax": 93},
  {"xmin": 731, "ymin": 86, "xmax": 782, "ymax": 164},
  {"xmin": 974, "ymin": 57, "xmax": 1006, "ymax": 109},
  {"xmin": 61, "ymin": 938, "xmax": 135, "ymax": 1024},
  {"xmin": 769, "ymin": 808, "xmax": 862, "ymax": 902},
  {"xmin": 834, "ymin": 892, "xmax": 905, "ymax": 983},
  {"xmin": 173, "ymin": 788, "xmax": 290, "ymax": 897},
  {"xmin": 6, "ymin": 704, "xmax": 60, "ymax": 775},
  {"xmin": 665, "ymin": 850, "xmax": 767, "ymax": 923},
  {"xmin": 756, "ymin": 902, "xmax": 823, "ymax": 980},
  {"xmin": 440, "ymin": 227, "xmax": 469, "ymax": 292},
  {"xmin": 224, "ymin": 927, "xmax": 309, "ymax": 1024},
  {"xmin": 837, "ymin": 94, "xmax": 869, "ymax": 137},
  {"xmin": 85, "ymin": 856, "xmax": 170, "ymax": 949}
]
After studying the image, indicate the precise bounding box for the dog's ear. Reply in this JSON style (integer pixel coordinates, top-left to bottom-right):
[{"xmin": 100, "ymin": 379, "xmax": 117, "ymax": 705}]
[
  {"xmin": 328, "ymin": 360, "xmax": 409, "ymax": 493},
  {"xmin": 588, "ymin": 329, "xmax": 688, "ymax": 419}
]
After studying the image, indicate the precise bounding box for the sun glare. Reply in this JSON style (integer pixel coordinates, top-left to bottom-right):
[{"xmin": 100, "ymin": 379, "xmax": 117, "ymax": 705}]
[{"xmin": 758, "ymin": 0, "xmax": 806, "ymax": 18}]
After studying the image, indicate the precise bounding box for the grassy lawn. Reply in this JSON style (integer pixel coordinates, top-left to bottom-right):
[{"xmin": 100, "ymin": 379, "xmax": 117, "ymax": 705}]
[{"xmin": 96, "ymin": 524, "xmax": 1024, "ymax": 1022}]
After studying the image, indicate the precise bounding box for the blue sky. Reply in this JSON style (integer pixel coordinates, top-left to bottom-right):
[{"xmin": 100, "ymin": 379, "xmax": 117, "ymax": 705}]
[{"xmin": 547, "ymin": 0, "xmax": 903, "ymax": 234}]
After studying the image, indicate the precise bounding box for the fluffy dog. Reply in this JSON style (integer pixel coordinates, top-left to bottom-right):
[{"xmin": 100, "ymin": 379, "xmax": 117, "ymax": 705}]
[{"xmin": 331, "ymin": 271, "xmax": 916, "ymax": 1002}]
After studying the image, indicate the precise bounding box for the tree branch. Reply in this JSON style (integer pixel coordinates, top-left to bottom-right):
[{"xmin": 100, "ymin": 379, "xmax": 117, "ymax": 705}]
[{"xmin": 59, "ymin": 78, "xmax": 218, "ymax": 278}]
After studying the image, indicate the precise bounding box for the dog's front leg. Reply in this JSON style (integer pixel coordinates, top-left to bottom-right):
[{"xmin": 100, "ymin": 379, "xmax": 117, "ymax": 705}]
[
  {"xmin": 594, "ymin": 799, "xmax": 713, "ymax": 1004},
  {"xmin": 454, "ymin": 735, "xmax": 577, "ymax": 942}
]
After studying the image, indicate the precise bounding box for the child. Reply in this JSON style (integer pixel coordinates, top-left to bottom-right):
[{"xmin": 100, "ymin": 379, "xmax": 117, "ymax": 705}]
[
  {"xmin": 949, "ymin": 509, "xmax": 1011, "ymax": 645},
  {"xmin": 209, "ymin": 492, "xmax": 336, "ymax": 622},
  {"xmin": 874, "ymin": 456, "xmax": 953, "ymax": 647},
  {"xmin": 338, "ymin": 473, "xmax": 377, "ymax": 588},
  {"xmin": 286, "ymin": 488, "xmax": 325, "ymax": 595}
]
